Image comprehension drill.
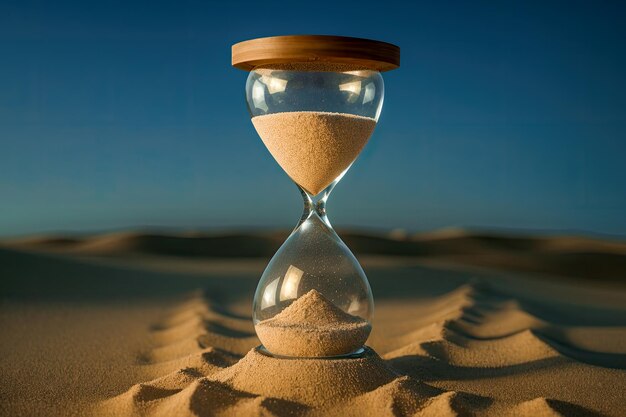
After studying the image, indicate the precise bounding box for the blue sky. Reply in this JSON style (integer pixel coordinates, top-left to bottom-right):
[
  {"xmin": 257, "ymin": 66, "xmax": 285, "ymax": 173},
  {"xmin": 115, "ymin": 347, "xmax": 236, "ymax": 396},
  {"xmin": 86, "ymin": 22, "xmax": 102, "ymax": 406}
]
[{"xmin": 1, "ymin": 1, "xmax": 625, "ymax": 237}]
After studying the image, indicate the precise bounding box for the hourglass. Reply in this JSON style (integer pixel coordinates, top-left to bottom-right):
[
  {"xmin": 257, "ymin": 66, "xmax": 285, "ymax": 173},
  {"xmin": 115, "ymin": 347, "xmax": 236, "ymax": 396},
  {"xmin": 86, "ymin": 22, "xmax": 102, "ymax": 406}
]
[{"xmin": 232, "ymin": 35, "xmax": 400, "ymax": 358}]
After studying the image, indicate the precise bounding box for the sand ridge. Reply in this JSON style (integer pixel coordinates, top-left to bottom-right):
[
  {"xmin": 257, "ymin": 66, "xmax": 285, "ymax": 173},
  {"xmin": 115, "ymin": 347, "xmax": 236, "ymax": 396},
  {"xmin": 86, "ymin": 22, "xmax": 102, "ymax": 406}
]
[
  {"xmin": 93, "ymin": 279, "xmax": 625, "ymax": 417},
  {"xmin": 2, "ymin": 244, "xmax": 626, "ymax": 416}
]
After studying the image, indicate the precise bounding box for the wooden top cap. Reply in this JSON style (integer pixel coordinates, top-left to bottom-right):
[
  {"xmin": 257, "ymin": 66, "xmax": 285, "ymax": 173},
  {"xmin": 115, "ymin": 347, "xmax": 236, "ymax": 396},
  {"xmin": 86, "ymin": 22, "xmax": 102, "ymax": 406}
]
[{"xmin": 232, "ymin": 35, "xmax": 400, "ymax": 72}]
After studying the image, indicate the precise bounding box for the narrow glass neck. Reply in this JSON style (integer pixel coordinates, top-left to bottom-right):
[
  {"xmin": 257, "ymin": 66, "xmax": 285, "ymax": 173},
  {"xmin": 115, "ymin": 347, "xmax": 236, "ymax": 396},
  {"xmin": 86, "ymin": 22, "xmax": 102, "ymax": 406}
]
[{"xmin": 296, "ymin": 179, "xmax": 338, "ymax": 230}]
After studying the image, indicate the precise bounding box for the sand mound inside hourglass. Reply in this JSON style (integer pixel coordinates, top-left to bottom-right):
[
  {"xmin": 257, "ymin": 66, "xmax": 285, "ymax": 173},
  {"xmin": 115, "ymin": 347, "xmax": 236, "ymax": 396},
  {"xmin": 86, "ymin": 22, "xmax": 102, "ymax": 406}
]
[
  {"xmin": 252, "ymin": 111, "xmax": 376, "ymax": 196},
  {"xmin": 255, "ymin": 289, "xmax": 371, "ymax": 357}
]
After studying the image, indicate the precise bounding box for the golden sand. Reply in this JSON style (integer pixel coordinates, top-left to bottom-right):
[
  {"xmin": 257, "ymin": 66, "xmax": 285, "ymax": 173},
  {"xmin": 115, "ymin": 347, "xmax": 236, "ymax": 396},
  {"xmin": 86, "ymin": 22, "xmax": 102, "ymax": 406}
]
[
  {"xmin": 2, "ymin": 232, "xmax": 626, "ymax": 416},
  {"xmin": 254, "ymin": 289, "xmax": 371, "ymax": 357},
  {"xmin": 252, "ymin": 111, "xmax": 376, "ymax": 196}
]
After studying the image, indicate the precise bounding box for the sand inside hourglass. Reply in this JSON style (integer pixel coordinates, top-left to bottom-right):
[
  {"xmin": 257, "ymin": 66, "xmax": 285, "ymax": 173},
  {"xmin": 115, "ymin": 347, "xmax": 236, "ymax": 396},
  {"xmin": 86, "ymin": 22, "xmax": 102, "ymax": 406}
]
[
  {"xmin": 252, "ymin": 111, "xmax": 376, "ymax": 196},
  {"xmin": 255, "ymin": 289, "xmax": 371, "ymax": 357}
]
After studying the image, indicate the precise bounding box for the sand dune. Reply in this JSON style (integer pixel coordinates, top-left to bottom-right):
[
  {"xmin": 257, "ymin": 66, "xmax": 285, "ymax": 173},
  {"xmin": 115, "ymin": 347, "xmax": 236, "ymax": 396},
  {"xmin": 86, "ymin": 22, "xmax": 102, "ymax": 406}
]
[
  {"xmin": 1, "ymin": 232, "xmax": 626, "ymax": 416},
  {"xmin": 96, "ymin": 275, "xmax": 624, "ymax": 416},
  {"xmin": 4, "ymin": 228, "xmax": 625, "ymax": 281}
]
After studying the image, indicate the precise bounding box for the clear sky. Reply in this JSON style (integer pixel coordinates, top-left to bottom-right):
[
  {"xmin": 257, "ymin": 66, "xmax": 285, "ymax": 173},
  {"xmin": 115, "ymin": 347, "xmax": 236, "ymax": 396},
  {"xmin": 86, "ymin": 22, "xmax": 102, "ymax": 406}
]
[{"xmin": 1, "ymin": 1, "xmax": 625, "ymax": 237}]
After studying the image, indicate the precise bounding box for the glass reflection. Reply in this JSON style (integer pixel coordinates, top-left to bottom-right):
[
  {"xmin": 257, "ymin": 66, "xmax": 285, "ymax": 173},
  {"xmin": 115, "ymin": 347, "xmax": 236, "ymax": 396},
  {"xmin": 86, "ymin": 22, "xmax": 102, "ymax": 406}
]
[{"xmin": 279, "ymin": 265, "xmax": 304, "ymax": 301}]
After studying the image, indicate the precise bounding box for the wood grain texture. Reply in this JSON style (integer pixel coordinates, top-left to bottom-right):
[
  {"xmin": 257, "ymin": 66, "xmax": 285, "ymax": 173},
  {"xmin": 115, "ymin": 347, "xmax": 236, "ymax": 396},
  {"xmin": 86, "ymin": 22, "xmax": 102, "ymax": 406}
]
[{"xmin": 232, "ymin": 35, "xmax": 400, "ymax": 72}]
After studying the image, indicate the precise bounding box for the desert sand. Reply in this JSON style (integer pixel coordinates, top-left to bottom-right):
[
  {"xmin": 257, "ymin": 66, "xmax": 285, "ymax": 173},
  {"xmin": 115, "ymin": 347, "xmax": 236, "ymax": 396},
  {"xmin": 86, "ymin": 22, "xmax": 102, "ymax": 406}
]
[{"xmin": 1, "ymin": 229, "xmax": 626, "ymax": 416}]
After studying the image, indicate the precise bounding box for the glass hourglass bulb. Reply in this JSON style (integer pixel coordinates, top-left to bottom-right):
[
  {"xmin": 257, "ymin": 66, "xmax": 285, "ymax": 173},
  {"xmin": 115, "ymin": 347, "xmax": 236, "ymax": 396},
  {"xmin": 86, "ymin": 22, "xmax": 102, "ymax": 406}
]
[{"xmin": 246, "ymin": 68, "xmax": 385, "ymax": 358}]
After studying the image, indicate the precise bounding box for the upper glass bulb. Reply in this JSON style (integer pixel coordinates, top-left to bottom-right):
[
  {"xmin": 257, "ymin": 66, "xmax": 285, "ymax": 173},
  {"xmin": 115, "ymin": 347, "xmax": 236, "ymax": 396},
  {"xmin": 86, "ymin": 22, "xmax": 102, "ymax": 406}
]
[{"xmin": 246, "ymin": 68, "xmax": 384, "ymax": 196}]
